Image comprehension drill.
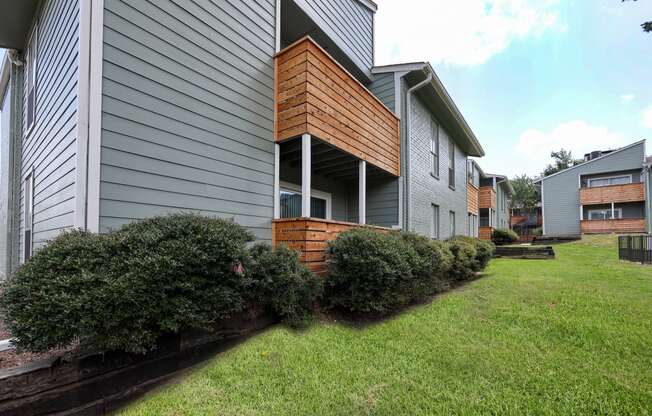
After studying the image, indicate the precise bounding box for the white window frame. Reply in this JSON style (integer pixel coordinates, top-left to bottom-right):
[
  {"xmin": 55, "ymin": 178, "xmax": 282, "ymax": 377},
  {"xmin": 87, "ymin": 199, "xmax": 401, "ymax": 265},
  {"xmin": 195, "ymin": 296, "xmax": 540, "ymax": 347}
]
[
  {"xmin": 588, "ymin": 208, "xmax": 622, "ymax": 220},
  {"xmin": 430, "ymin": 119, "xmax": 439, "ymax": 178},
  {"xmin": 587, "ymin": 174, "xmax": 632, "ymax": 188},
  {"xmin": 449, "ymin": 210, "xmax": 456, "ymax": 236},
  {"xmin": 431, "ymin": 204, "xmax": 440, "ymax": 239},
  {"xmin": 279, "ymin": 181, "xmax": 332, "ymax": 219},
  {"xmin": 25, "ymin": 24, "xmax": 38, "ymax": 136},
  {"xmin": 24, "ymin": 171, "xmax": 35, "ymax": 262},
  {"xmin": 448, "ymin": 138, "xmax": 455, "ymax": 189}
]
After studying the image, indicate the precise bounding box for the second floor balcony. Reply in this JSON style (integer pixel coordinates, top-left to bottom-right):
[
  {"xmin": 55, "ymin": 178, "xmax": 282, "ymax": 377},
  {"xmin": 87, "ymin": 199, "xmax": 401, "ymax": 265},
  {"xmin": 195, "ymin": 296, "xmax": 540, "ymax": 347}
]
[
  {"xmin": 579, "ymin": 183, "xmax": 645, "ymax": 205},
  {"xmin": 275, "ymin": 36, "xmax": 400, "ymax": 177},
  {"xmin": 479, "ymin": 186, "xmax": 496, "ymax": 209}
]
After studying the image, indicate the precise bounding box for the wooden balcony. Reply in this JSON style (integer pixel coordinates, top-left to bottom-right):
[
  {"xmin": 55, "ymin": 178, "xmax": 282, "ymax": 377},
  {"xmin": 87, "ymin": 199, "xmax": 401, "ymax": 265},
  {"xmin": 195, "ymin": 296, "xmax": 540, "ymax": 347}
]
[
  {"xmin": 467, "ymin": 183, "xmax": 479, "ymax": 215},
  {"xmin": 580, "ymin": 218, "xmax": 646, "ymax": 234},
  {"xmin": 479, "ymin": 186, "xmax": 496, "ymax": 209},
  {"xmin": 272, "ymin": 218, "xmax": 390, "ymax": 275},
  {"xmin": 579, "ymin": 183, "xmax": 645, "ymax": 205},
  {"xmin": 275, "ymin": 37, "xmax": 401, "ymax": 177},
  {"xmin": 479, "ymin": 226, "xmax": 493, "ymax": 241}
]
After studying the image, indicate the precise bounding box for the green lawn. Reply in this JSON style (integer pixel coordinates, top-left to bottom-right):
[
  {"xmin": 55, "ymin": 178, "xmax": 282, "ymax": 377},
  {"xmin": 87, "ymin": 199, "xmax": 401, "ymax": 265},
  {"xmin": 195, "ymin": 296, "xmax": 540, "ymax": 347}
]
[{"xmin": 122, "ymin": 236, "xmax": 652, "ymax": 415}]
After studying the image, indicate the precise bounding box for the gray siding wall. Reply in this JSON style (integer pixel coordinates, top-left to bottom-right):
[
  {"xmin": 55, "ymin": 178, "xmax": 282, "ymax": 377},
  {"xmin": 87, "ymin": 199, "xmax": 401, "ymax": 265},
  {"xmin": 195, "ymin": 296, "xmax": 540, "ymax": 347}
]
[
  {"xmin": 582, "ymin": 202, "xmax": 645, "ymax": 219},
  {"xmin": 542, "ymin": 141, "xmax": 646, "ymax": 235},
  {"xmin": 407, "ymin": 93, "xmax": 468, "ymax": 238},
  {"xmin": 20, "ymin": 0, "xmax": 80, "ymax": 259},
  {"xmin": 496, "ymin": 184, "xmax": 510, "ymax": 229},
  {"xmin": 368, "ymin": 73, "xmax": 395, "ymax": 113},
  {"xmin": 99, "ymin": 0, "xmax": 276, "ymax": 240},
  {"xmin": 292, "ymin": 0, "xmax": 374, "ymax": 77},
  {"xmin": 346, "ymin": 178, "xmax": 399, "ymax": 228},
  {"xmin": 580, "ymin": 169, "xmax": 643, "ymax": 185}
]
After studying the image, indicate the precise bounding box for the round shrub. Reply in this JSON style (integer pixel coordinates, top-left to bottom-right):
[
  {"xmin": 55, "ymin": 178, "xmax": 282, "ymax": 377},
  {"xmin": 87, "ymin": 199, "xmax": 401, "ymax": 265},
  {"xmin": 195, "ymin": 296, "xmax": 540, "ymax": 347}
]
[
  {"xmin": 449, "ymin": 236, "xmax": 495, "ymax": 271},
  {"xmin": 0, "ymin": 230, "xmax": 115, "ymax": 353},
  {"xmin": 492, "ymin": 228, "xmax": 519, "ymax": 244},
  {"xmin": 397, "ymin": 231, "xmax": 454, "ymax": 295},
  {"xmin": 1, "ymin": 214, "xmax": 255, "ymax": 354},
  {"xmin": 446, "ymin": 238, "xmax": 478, "ymax": 282},
  {"xmin": 325, "ymin": 228, "xmax": 420, "ymax": 314},
  {"xmin": 246, "ymin": 243, "xmax": 322, "ymax": 327}
]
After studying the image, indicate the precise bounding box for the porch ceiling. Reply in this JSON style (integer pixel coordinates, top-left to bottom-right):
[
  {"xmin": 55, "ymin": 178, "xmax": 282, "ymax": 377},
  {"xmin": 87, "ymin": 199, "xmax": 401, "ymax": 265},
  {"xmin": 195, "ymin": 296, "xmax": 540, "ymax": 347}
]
[
  {"xmin": 0, "ymin": 0, "xmax": 38, "ymax": 49},
  {"xmin": 280, "ymin": 138, "xmax": 393, "ymax": 181}
]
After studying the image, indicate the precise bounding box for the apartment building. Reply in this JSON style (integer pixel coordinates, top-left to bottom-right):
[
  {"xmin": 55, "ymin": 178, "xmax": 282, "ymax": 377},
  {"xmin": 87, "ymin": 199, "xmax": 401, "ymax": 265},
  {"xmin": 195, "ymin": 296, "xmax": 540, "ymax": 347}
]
[
  {"xmin": 0, "ymin": 0, "xmax": 487, "ymax": 275},
  {"xmin": 536, "ymin": 140, "xmax": 650, "ymax": 236},
  {"xmin": 467, "ymin": 160, "xmax": 513, "ymax": 240}
]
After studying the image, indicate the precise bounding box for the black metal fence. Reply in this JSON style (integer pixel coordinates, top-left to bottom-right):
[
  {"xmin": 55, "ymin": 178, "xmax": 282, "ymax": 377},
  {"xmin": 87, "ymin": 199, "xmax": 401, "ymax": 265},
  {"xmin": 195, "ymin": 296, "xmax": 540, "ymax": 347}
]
[{"xmin": 618, "ymin": 235, "xmax": 652, "ymax": 264}]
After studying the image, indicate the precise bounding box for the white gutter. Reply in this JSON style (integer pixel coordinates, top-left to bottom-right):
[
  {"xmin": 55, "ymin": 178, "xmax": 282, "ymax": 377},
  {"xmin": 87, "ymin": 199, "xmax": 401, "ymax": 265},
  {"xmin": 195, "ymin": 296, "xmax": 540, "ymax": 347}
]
[{"xmin": 404, "ymin": 70, "xmax": 432, "ymax": 231}]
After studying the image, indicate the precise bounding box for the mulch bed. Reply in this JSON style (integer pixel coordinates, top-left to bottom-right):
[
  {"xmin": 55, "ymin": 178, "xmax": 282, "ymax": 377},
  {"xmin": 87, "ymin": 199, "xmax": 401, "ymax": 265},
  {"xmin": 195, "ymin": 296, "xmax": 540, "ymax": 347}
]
[{"xmin": 0, "ymin": 314, "xmax": 75, "ymax": 370}]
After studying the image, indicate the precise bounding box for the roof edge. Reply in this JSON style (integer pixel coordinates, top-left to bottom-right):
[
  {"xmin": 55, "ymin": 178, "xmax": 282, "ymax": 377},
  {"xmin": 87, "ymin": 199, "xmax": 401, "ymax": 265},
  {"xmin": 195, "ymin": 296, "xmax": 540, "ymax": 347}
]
[
  {"xmin": 355, "ymin": 0, "xmax": 378, "ymax": 12},
  {"xmin": 534, "ymin": 139, "xmax": 647, "ymax": 183}
]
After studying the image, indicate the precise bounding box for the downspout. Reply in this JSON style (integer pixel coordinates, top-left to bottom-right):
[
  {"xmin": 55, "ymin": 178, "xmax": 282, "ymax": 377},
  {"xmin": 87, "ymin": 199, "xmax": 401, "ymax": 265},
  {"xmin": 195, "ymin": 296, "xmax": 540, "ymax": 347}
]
[{"xmin": 404, "ymin": 70, "xmax": 432, "ymax": 231}]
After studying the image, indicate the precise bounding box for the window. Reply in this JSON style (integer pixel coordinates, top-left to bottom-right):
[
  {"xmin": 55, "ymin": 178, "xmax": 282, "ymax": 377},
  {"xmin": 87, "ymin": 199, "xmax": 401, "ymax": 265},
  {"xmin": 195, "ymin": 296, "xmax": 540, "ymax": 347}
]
[
  {"xmin": 588, "ymin": 208, "xmax": 622, "ymax": 220},
  {"xmin": 448, "ymin": 138, "xmax": 455, "ymax": 189},
  {"xmin": 468, "ymin": 213, "xmax": 477, "ymax": 237},
  {"xmin": 449, "ymin": 211, "xmax": 456, "ymax": 236},
  {"xmin": 25, "ymin": 26, "xmax": 37, "ymax": 133},
  {"xmin": 587, "ymin": 175, "xmax": 631, "ymax": 188},
  {"xmin": 24, "ymin": 172, "xmax": 34, "ymax": 261},
  {"xmin": 431, "ymin": 204, "xmax": 439, "ymax": 239},
  {"xmin": 430, "ymin": 120, "xmax": 439, "ymax": 177},
  {"xmin": 279, "ymin": 183, "xmax": 331, "ymax": 220},
  {"xmin": 467, "ymin": 160, "xmax": 475, "ymax": 184}
]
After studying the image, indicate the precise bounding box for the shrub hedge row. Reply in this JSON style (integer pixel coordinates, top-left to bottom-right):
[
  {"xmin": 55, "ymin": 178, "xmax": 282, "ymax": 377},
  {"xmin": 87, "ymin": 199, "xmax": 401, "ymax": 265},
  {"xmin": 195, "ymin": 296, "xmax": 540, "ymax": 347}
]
[{"xmin": 0, "ymin": 214, "xmax": 494, "ymax": 354}]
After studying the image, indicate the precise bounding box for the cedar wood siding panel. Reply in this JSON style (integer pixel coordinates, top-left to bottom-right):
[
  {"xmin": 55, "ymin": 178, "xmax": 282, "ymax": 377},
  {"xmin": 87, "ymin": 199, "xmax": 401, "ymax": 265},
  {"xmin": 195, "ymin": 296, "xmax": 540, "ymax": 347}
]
[
  {"xmin": 407, "ymin": 90, "xmax": 468, "ymax": 238},
  {"xmin": 542, "ymin": 141, "xmax": 645, "ymax": 236},
  {"xmin": 99, "ymin": 0, "xmax": 276, "ymax": 240},
  {"xmin": 20, "ymin": 0, "xmax": 79, "ymax": 259},
  {"xmin": 368, "ymin": 73, "xmax": 395, "ymax": 113},
  {"xmin": 292, "ymin": 0, "xmax": 374, "ymax": 79}
]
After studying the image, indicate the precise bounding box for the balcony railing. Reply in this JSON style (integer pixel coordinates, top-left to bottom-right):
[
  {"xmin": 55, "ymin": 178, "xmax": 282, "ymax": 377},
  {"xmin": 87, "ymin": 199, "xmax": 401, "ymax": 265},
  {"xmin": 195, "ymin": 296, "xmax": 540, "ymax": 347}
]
[
  {"xmin": 467, "ymin": 183, "xmax": 479, "ymax": 215},
  {"xmin": 274, "ymin": 37, "xmax": 401, "ymax": 176},
  {"xmin": 580, "ymin": 218, "xmax": 646, "ymax": 234},
  {"xmin": 579, "ymin": 183, "xmax": 645, "ymax": 205},
  {"xmin": 272, "ymin": 218, "xmax": 389, "ymax": 274},
  {"xmin": 479, "ymin": 186, "xmax": 496, "ymax": 209}
]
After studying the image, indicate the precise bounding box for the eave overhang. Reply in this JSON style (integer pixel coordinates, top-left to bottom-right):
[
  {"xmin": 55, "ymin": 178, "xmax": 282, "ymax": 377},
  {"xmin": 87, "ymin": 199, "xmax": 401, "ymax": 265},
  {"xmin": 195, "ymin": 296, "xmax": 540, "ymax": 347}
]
[{"xmin": 0, "ymin": 0, "xmax": 39, "ymax": 50}]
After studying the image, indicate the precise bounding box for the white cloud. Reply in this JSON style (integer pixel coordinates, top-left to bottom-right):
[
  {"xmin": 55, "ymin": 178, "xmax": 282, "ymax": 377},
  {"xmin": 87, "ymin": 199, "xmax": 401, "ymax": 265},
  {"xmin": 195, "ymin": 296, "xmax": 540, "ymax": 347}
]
[
  {"xmin": 509, "ymin": 121, "xmax": 626, "ymax": 176},
  {"xmin": 620, "ymin": 93, "xmax": 635, "ymax": 102},
  {"xmin": 375, "ymin": 0, "xmax": 563, "ymax": 66},
  {"xmin": 642, "ymin": 105, "xmax": 652, "ymax": 129}
]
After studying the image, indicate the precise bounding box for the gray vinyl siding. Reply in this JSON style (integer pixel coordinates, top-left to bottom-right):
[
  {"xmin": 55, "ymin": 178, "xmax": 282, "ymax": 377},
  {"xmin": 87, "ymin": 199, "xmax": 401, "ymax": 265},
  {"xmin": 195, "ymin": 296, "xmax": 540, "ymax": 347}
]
[
  {"xmin": 496, "ymin": 184, "xmax": 510, "ymax": 229},
  {"xmin": 541, "ymin": 141, "xmax": 646, "ymax": 235},
  {"xmin": 19, "ymin": 0, "xmax": 79, "ymax": 259},
  {"xmin": 292, "ymin": 0, "xmax": 374, "ymax": 77},
  {"xmin": 368, "ymin": 73, "xmax": 395, "ymax": 113},
  {"xmin": 99, "ymin": 0, "xmax": 276, "ymax": 240},
  {"xmin": 407, "ymin": 93, "xmax": 467, "ymax": 238},
  {"xmin": 582, "ymin": 202, "xmax": 645, "ymax": 220},
  {"xmin": 346, "ymin": 178, "xmax": 399, "ymax": 227}
]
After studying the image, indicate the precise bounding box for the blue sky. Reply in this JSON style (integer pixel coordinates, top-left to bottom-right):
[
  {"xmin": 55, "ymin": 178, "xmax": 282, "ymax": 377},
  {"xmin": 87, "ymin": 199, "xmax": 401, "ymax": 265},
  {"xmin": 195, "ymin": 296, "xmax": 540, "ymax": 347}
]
[{"xmin": 375, "ymin": 0, "xmax": 652, "ymax": 177}]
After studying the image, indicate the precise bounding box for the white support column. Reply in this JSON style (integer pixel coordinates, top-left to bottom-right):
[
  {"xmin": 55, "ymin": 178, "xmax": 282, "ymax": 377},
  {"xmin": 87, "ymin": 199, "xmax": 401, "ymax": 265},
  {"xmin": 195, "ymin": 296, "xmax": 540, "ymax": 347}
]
[
  {"xmin": 359, "ymin": 160, "xmax": 366, "ymax": 224},
  {"xmin": 301, "ymin": 134, "xmax": 311, "ymax": 218},
  {"xmin": 580, "ymin": 205, "xmax": 583, "ymax": 221},
  {"xmin": 273, "ymin": 143, "xmax": 280, "ymax": 219},
  {"xmin": 611, "ymin": 202, "xmax": 615, "ymax": 219}
]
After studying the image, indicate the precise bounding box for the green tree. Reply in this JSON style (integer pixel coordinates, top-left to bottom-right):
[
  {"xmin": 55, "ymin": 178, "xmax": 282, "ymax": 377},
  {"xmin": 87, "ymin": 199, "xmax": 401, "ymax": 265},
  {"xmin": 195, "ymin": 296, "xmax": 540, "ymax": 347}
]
[
  {"xmin": 623, "ymin": 0, "xmax": 651, "ymax": 32},
  {"xmin": 542, "ymin": 149, "xmax": 583, "ymax": 177},
  {"xmin": 510, "ymin": 175, "xmax": 539, "ymax": 209}
]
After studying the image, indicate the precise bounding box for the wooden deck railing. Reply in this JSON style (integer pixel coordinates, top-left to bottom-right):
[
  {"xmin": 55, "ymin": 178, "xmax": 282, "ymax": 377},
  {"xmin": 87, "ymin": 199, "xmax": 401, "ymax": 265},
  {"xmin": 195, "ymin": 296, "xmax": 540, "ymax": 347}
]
[
  {"xmin": 479, "ymin": 187, "xmax": 496, "ymax": 209},
  {"xmin": 274, "ymin": 37, "xmax": 401, "ymax": 176},
  {"xmin": 580, "ymin": 218, "xmax": 646, "ymax": 234},
  {"xmin": 467, "ymin": 183, "xmax": 479, "ymax": 215},
  {"xmin": 272, "ymin": 218, "xmax": 389, "ymax": 274},
  {"xmin": 579, "ymin": 183, "xmax": 645, "ymax": 205}
]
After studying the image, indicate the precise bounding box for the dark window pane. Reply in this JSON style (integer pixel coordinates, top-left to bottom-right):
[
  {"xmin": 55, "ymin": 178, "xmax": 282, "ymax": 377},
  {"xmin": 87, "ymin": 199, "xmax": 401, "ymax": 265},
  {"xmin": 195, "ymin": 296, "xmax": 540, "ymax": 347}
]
[
  {"xmin": 311, "ymin": 197, "xmax": 326, "ymax": 219},
  {"xmin": 280, "ymin": 191, "xmax": 301, "ymax": 218}
]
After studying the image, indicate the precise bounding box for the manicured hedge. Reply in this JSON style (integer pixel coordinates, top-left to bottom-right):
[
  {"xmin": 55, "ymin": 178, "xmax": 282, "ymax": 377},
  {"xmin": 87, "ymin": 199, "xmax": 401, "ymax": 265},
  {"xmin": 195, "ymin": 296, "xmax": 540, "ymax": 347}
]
[
  {"xmin": 326, "ymin": 229, "xmax": 493, "ymax": 314},
  {"xmin": 0, "ymin": 214, "xmax": 321, "ymax": 354},
  {"xmin": 492, "ymin": 228, "xmax": 519, "ymax": 244}
]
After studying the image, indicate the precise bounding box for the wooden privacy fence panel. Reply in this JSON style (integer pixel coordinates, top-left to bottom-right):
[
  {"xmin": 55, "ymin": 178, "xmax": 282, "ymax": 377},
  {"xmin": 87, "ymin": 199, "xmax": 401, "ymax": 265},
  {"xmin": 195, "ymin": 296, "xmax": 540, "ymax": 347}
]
[
  {"xmin": 275, "ymin": 36, "xmax": 401, "ymax": 176},
  {"xmin": 479, "ymin": 187, "xmax": 496, "ymax": 209},
  {"xmin": 579, "ymin": 183, "xmax": 645, "ymax": 205},
  {"xmin": 580, "ymin": 218, "xmax": 646, "ymax": 234},
  {"xmin": 467, "ymin": 183, "xmax": 479, "ymax": 215},
  {"xmin": 272, "ymin": 218, "xmax": 389, "ymax": 275},
  {"xmin": 619, "ymin": 235, "xmax": 652, "ymax": 264}
]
